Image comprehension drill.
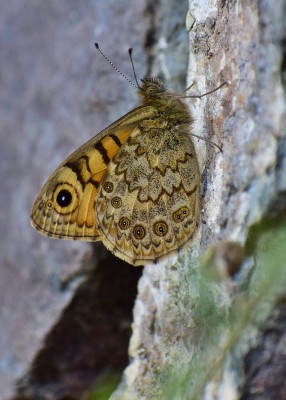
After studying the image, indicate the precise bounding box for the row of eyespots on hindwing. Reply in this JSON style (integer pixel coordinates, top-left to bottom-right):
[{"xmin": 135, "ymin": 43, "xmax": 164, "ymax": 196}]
[{"xmin": 101, "ymin": 181, "xmax": 194, "ymax": 241}]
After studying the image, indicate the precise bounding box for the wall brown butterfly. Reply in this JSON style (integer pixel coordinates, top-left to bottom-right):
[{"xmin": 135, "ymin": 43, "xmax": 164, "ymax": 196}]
[{"xmin": 31, "ymin": 46, "xmax": 204, "ymax": 266}]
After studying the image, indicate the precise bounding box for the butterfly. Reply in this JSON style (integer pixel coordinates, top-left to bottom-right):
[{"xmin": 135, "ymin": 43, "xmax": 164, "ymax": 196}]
[{"xmin": 31, "ymin": 48, "xmax": 203, "ymax": 266}]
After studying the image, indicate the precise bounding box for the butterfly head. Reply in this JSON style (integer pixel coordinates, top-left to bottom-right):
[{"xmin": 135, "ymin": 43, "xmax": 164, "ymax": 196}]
[
  {"xmin": 139, "ymin": 77, "xmax": 167, "ymax": 98},
  {"xmin": 139, "ymin": 77, "xmax": 191, "ymax": 125}
]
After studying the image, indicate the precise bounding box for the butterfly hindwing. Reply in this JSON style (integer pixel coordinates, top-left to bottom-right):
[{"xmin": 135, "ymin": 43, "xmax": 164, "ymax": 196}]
[{"xmin": 95, "ymin": 122, "xmax": 200, "ymax": 266}]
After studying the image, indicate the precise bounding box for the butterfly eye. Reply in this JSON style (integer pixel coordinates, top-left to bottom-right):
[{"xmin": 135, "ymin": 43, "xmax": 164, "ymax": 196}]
[
  {"xmin": 111, "ymin": 196, "xmax": 122, "ymax": 208},
  {"xmin": 103, "ymin": 181, "xmax": 114, "ymax": 193},
  {"xmin": 119, "ymin": 217, "xmax": 130, "ymax": 230},
  {"xmin": 133, "ymin": 225, "xmax": 146, "ymax": 240},
  {"xmin": 154, "ymin": 221, "xmax": 168, "ymax": 236}
]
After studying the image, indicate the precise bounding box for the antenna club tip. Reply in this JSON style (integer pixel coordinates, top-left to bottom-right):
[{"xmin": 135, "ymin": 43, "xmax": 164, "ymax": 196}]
[
  {"xmin": 94, "ymin": 43, "xmax": 99, "ymax": 49},
  {"xmin": 128, "ymin": 48, "xmax": 133, "ymax": 55}
]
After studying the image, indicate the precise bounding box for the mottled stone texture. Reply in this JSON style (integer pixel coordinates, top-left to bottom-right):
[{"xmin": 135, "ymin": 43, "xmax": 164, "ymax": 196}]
[{"xmin": 1, "ymin": 0, "xmax": 286, "ymax": 399}]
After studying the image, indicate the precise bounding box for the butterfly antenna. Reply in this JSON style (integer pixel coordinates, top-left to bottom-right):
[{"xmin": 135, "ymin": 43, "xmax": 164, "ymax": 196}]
[
  {"xmin": 184, "ymin": 82, "xmax": 228, "ymax": 99},
  {"xmin": 128, "ymin": 48, "xmax": 140, "ymax": 89},
  {"xmin": 94, "ymin": 43, "xmax": 137, "ymax": 88}
]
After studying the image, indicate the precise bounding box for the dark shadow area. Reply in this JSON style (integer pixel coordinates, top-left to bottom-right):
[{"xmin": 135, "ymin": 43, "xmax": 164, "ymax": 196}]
[
  {"xmin": 241, "ymin": 298, "xmax": 286, "ymax": 400},
  {"xmin": 242, "ymin": 209, "xmax": 286, "ymax": 400},
  {"xmin": 12, "ymin": 245, "xmax": 143, "ymax": 400}
]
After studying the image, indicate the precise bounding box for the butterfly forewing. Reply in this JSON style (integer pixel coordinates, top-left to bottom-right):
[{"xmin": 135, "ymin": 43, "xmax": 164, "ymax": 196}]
[{"xmin": 30, "ymin": 120, "xmax": 145, "ymax": 240}]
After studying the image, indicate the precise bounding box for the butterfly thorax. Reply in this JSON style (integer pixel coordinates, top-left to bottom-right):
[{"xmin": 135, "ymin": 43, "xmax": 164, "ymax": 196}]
[{"xmin": 139, "ymin": 78, "xmax": 193, "ymax": 127}]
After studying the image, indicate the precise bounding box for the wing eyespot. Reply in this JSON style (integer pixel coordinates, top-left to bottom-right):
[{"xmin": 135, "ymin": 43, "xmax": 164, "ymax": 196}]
[
  {"xmin": 111, "ymin": 196, "xmax": 122, "ymax": 208},
  {"xmin": 45, "ymin": 200, "xmax": 54, "ymax": 209},
  {"xmin": 181, "ymin": 207, "xmax": 190, "ymax": 217},
  {"xmin": 103, "ymin": 181, "xmax": 114, "ymax": 193},
  {"xmin": 173, "ymin": 206, "xmax": 190, "ymax": 223},
  {"xmin": 56, "ymin": 189, "xmax": 72, "ymax": 207},
  {"xmin": 133, "ymin": 225, "xmax": 146, "ymax": 240},
  {"xmin": 52, "ymin": 183, "xmax": 79, "ymax": 215},
  {"xmin": 119, "ymin": 217, "xmax": 130, "ymax": 230},
  {"xmin": 154, "ymin": 221, "xmax": 168, "ymax": 236}
]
